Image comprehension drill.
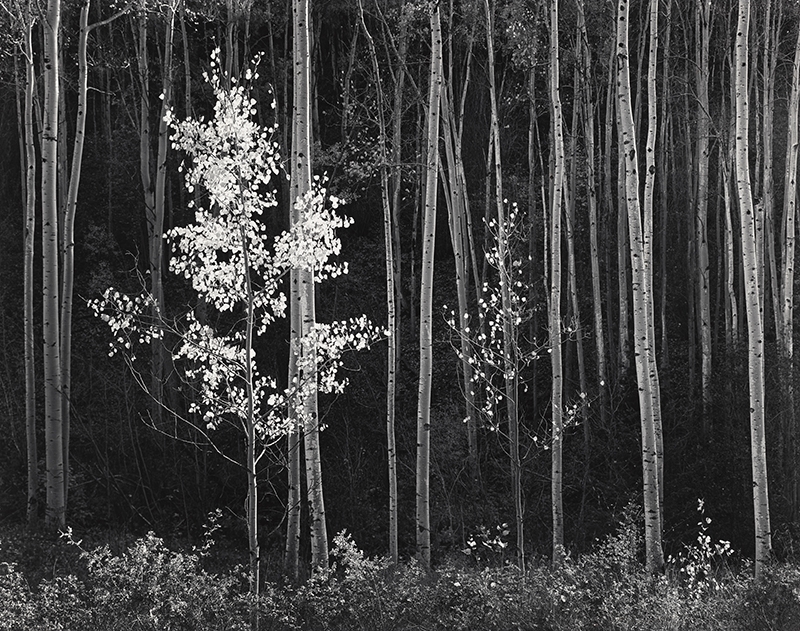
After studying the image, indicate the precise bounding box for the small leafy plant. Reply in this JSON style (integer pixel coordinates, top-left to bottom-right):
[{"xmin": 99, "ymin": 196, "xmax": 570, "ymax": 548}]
[{"xmin": 667, "ymin": 499, "xmax": 734, "ymax": 598}]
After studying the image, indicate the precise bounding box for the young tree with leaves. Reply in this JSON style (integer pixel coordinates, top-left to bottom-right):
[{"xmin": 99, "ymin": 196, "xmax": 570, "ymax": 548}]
[{"xmin": 93, "ymin": 51, "xmax": 373, "ymax": 598}]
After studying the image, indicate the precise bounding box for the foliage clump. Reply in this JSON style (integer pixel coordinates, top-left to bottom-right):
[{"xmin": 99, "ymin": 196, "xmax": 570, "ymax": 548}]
[{"xmin": 1, "ymin": 519, "xmax": 800, "ymax": 630}]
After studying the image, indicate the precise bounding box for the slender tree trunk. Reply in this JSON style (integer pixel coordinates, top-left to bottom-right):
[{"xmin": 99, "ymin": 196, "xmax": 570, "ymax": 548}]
[
  {"xmin": 284, "ymin": 405, "xmax": 301, "ymax": 580},
  {"xmin": 763, "ymin": 0, "xmax": 782, "ymax": 342},
  {"xmin": 136, "ymin": 4, "xmax": 163, "ymax": 423},
  {"xmin": 734, "ymin": 0, "xmax": 772, "ymax": 579},
  {"xmin": 284, "ymin": 0, "xmax": 302, "ymax": 580},
  {"xmin": 528, "ymin": 65, "xmax": 540, "ymax": 428},
  {"xmin": 440, "ymin": 86, "xmax": 478, "ymax": 488},
  {"xmin": 416, "ymin": 2, "xmax": 442, "ymax": 568},
  {"xmin": 616, "ymin": 0, "xmax": 664, "ymax": 573},
  {"xmin": 658, "ymin": 0, "xmax": 673, "ymax": 369},
  {"xmin": 389, "ymin": 11, "xmax": 406, "ymax": 331},
  {"xmin": 695, "ymin": 0, "xmax": 712, "ymax": 428},
  {"xmin": 603, "ymin": 59, "xmax": 618, "ymax": 375},
  {"xmin": 60, "ymin": 1, "xmax": 134, "ymax": 514},
  {"xmin": 291, "ymin": 0, "xmax": 328, "ymax": 572},
  {"xmin": 484, "ymin": 0, "xmax": 524, "ymax": 570},
  {"xmin": 42, "ymin": 0, "xmax": 65, "ymax": 532},
  {"xmin": 443, "ymin": 13, "xmax": 478, "ymax": 484},
  {"xmin": 58, "ymin": 0, "xmax": 94, "ymax": 513},
  {"xmin": 618, "ymin": 154, "xmax": 630, "ymax": 378},
  {"xmin": 240, "ymin": 223, "xmax": 260, "ymax": 620},
  {"xmin": 642, "ymin": 0, "xmax": 664, "ymax": 520},
  {"xmin": 21, "ymin": 7, "xmax": 39, "ymax": 530},
  {"xmin": 721, "ymin": 147, "xmax": 739, "ymax": 349},
  {"xmin": 781, "ymin": 12, "xmax": 800, "ymax": 525},
  {"xmin": 577, "ymin": 0, "xmax": 608, "ymax": 433},
  {"xmin": 549, "ymin": 0, "xmax": 566, "ymax": 567},
  {"xmin": 357, "ymin": 0, "xmax": 398, "ymax": 564}
]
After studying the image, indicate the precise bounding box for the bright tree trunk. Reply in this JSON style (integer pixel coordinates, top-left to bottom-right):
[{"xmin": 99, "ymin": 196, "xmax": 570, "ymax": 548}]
[
  {"xmin": 658, "ymin": 0, "xmax": 673, "ymax": 369},
  {"xmin": 644, "ymin": 0, "xmax": 664, "ymax": 519},
  {"xmin": 781, "ymin": 12, "xmax": 800, "ymax": 524},
  {"xmin": 734, "ymin": 0, "xmax": 772, "ymax": 580},
  {"xmin": 549, "ymin": 0, "xmax": 566, "ymax": 567},
  {"xmin": 291, "ymin": 0, "xmax": 328, "ymax": 572},
  {"xmin": 21, "ymin": 7, "xmax": 38, "ymax": 530},
  {"xmin": 416, "ymin": 2, "xmax": 442, "ymax": 568},
  {"xmin": 763, "ymin": 0, "xmax": 782, "ymax": 341},
  {"xmin": 616, "ymin": 0, "xmax": 664, "ymax": 573},
  {"xmin": 42, "ymin": 0, "xmax": 65, "ymax": 532}
]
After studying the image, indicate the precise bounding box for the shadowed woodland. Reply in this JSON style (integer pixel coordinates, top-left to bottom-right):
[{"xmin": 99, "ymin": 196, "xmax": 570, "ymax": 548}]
[{"xmin": 2, "ymin": 0, "xmax": 800, "ymax": 628}]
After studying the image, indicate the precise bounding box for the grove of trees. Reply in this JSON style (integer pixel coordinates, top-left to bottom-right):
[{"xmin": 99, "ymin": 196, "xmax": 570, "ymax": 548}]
[{"xmin": 4, "ymin": 0, "xmax": 800, "ymax": 589}]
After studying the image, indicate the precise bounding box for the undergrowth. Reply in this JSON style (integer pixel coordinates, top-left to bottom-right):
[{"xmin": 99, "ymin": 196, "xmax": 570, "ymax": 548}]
[{"xmin": 1, "ymin": 509, "xmax": 799, "ymax": 631}]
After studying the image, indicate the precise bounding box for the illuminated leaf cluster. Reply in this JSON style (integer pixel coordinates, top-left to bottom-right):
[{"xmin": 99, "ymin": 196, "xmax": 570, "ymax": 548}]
[{"xmin": 92, "ymin": 49, "xmax": 377, "ymax": 439}]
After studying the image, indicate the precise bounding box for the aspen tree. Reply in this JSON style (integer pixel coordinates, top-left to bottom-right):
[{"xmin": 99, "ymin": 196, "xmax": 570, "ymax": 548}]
[
  {"xmin": 763, "ymin": 0, "xmax": 782, "ymax": 341},
  {"xmin": 527, "ymin": 64, "xmax": 539, "ymax": 427},
  {"xmin": 548, "ymin": 0, "xmax": 566, "ymax": 566},
  {"xmin": 643, "ymin": 0, "xmax": 664, "ymax": 517},
  {"xmin": 290, "ymin": 0, "xmax": 329, "ymax": 572},
  {"xmin": 59, "ymin": 0, "xmax": 135, "ymax": 513},
  {"xmin": 390, "ymin": 15, "xmax": 406, "ymax": 325},
  {"xmin": 616, "ymin": 0, "xmax": 664, "ymax": 573},
  {"xmin": 721, "ymin": 146, "xmax": 739, "ymax": 349},
  {"xmin": 602, "ymin": 55, "xmax": 618, "ymax": 369},
  {"xmin": 440, "ymin": 86, "xmax": 478, "ymax": 487},
  {"xmin": 356, "ymin": 0, "xmax": 398, "ymax": 564},
  {"xmin": 484, "ymin": 0, "xmax": 524, "ymax": 569},
  {"xmin": 658, "ymin": 0, "xmax": 673, "ymax": 368},
  {"xmin": 576, "ymin": 0, "xmax": 608, "ymax": 430},
  {"xmin": 42, "ymin": 0, "xmax": 65, "ymax": 531},
  {"xmin": 20, "ymin": 3, "xmax": 37, "ymax": 529},
  {"xmin": 442, "ymin": 3, "xmax": 479, "ymax": 484},
  {"xmin": 781, "ymin": 13, "xmax": 800, "ymax": 524},
  {"xmin": 566, "ymin": 87, "xmax": 589, "ymax": 530},
  {"xmin": 734, "ymin": 0, "xmax": 772, "ymax": 579},
  {"xmin": 416, "ymin": 1, "xmax": 442, "ymax": 568},
  {"xmin": 136, "ymin": 0, "xmax": 173, "ymax": 424},
  {"xmin": 695, "ymin": 0, "xmax": 712, "ymax": 426}
]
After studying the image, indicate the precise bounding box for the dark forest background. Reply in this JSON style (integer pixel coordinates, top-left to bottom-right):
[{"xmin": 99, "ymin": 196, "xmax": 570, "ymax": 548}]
[{"xmin": 0, "ymin": 0, "xmax": 797, "ymax": 571}]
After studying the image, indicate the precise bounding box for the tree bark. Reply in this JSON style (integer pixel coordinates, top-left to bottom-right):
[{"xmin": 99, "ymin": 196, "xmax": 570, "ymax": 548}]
[
  {"xmin": 42, "ymin": 0, "xmax": 65, "ymax": 532},
  {"xmin": 416, "ymin": 2, "xmax": 442, "ymax": 568},
  {"xmin": 695, "ymin": 0, "xmax": 712, "ymax": 428},
  {"xmin": 734, "ymin": 0, "xmax": 772, "ymax": 579},
  {"xmin": 781, "ymin": 10, "xmax": 800, "ymax": 525},
  {"xmin": 20, "ymin": 6, "xmax": 38, "ymax": 530},
  {"xmin": 291, "ymin": 0, "xmax": 328, "ymax": 572},
  {"xmin": 356, "ymin": 0, "xmax": 398, "ymax": 564},
  {"xmin": 616, "ymin": 0, "xmax": 664, "ymax": 574},
  {"xmin": 549, "ymin": 0, "xmax": 566, "ymax": 567},
  {"xmin": 577, "ymin": 0, "xmax": 608, "ymax": 433}
]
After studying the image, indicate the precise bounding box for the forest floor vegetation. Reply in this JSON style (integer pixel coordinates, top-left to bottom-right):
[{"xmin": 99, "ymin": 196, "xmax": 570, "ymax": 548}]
[{"xmin": 1, "ymin": 517, "xmax": 799, "ymax": 631}]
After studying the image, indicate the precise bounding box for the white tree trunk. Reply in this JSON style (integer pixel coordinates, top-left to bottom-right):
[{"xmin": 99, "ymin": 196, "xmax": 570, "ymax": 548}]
[
  {"xmin": 735, "ymin": 0, "xmax": 772, "ymax": 579},
  {"xmin": 416, "ymin": 2, "xmax": 443, "ymax": 567},
  {"xmin": 616, "ymin": 0, "xmax": 664, "ymax": 573},
  {"xmin": 549, "ymin": 0, "xmax": 566, "ymax": 566},
  {"xmin": 42, "ymin": 0, "xmax": 65, "ymax": 531}
]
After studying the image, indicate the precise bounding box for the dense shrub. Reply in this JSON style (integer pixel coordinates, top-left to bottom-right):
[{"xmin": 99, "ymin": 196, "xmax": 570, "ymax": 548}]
[{"xmin": 1, "ymin": 523, "xmax": 800, "ymax": 631}]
